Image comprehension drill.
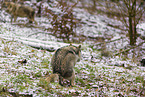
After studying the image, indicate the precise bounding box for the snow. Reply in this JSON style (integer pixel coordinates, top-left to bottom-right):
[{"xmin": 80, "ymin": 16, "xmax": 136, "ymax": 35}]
[
  {"xmin": 0, "ymin": 1, "xmax": 145, "ymax": 96},
  {"xmin": 137, "ymin": 23, "xmax": 145, "ymax": 35}
]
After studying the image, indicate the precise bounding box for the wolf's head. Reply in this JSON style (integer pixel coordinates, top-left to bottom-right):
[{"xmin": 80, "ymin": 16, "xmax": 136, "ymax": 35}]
[
  {"xmin": 1, "ymin": 2, "xmax": 8, "ymax": 9},
  {"xmin": 69, "ymin": 44, "xmax": 81, "ymax": 62},
  {"xmin": 1, "ymin": 2, "xmax": 15, "ymax": 13},
  {"xmin": 2, "ymin": 2, "xmax": 11, "ymax": 9}
]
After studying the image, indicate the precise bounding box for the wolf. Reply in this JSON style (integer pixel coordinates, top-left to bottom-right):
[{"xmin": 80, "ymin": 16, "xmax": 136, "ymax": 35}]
[
  {"xmin": 1, "ymin": 2, "xmax": 37, "ymax": 25},
  {"xmin": 51, "ymin": 44, "xmax": 81, "ymax": 86}
]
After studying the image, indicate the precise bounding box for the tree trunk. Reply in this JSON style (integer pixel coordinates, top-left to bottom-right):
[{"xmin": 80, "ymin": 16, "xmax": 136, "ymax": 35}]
[
  {"xmin": 128, "ymin": 0, "xmax": 137, "ymax": 46},
  {"xmin": 133, "ymin": 0, "xmax": 137, "ymax": 45},
  {"xmin": 128, "ymin": 12, "xmax": 134, "ymax": 45}
]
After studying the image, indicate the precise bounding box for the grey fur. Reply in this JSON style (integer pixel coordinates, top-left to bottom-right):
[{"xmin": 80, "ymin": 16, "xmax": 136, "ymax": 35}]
[
  {"xmin": 1, "ymin": 2, "xmax": 37, "ymax": 25},
  {"xmin": 51, "ymin": 44, "xmax": 81, "ymax": 86}
]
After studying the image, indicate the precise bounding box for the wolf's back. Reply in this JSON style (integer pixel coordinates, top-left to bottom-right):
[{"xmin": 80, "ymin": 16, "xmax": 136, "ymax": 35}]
[{"xmin": 51, "ymin": 47, "xmax": 71, "ymax": 74}]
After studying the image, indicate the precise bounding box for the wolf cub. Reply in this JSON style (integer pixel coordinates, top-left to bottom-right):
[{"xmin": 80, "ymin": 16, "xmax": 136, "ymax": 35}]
[
  {"xmin": 51, "ymin": 44, "xmax": 81, "ymax": 86},
  {"xmin": 1, "ymin": 2, "xmax": 37, "ymax": 25}
]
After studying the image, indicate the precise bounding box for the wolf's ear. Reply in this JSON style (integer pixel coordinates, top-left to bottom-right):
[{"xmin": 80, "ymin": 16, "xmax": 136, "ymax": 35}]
[
  {"xmin": 70, "ymin": 43, "xmax": 72, "ymax": 46},
  {"xmin": 78, "ymin": 45, "xmax": 81, "ymax": 48}
]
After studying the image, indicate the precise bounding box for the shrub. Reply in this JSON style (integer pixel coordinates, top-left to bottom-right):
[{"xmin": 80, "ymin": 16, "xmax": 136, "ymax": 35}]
[{"xmin": 46, "ymin": 0, "xmax": 80, "ymax": 42}]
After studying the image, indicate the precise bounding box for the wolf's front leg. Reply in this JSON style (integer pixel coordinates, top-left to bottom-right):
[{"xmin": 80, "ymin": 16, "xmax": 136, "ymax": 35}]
[
  {"xmin": 13, "ymin": 16, "xmax": 17, "ymax": 23},
  {"xmin": 11, "ymin": 15, "xmax": 14, "ymax": 23},
  {"xmin": 34, "ymin": 20, "xmax": 38, "ymax": 25}
]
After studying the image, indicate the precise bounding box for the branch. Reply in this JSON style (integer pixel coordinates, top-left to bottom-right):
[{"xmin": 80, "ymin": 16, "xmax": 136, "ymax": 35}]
[
  {"xmin": 118, "ymin": 6, "xmax": 128, "ymax": 27},
  {"xmin": 131, "ymin": 0, "xmax": 136, "ymax": 12},
  {"xmin": 113, "ymin": 41, "xmax": 145, "ymax": 56},
  {"xmin": 113, "ymin": 48, "xmax": 131, "ymax": 56},
  {"xmin": 136, "ymin": 10, "xmax": 145, "ymax": 24},
  {"xmin": 136, "ymin": 1, "xmax": 144, "ymax": 13},
  {"xmin": 123, "ymin": 0, "xmax": 129, "ymax": 9}
]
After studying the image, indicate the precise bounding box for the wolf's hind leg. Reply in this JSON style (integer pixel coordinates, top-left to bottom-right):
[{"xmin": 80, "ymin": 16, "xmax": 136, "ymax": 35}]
[
  {"xmin": 70, "ymin": 69, "xmax": 75, "ymax": 87},
  {"xmin": 59, "ymin": 76, "xmax": 64, "ymax": 86}
]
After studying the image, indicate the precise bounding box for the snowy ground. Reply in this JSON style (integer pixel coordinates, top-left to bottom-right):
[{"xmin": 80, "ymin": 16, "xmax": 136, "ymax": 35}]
[{"xmin": 0, "ymin": 1, "xmax": 145, "ymax": 96}]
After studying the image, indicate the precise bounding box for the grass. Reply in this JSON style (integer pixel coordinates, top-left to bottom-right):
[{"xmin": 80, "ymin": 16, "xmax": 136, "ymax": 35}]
[{"xmin": 0, "ymin": 35, "xmax": 145, "ymax": 96}]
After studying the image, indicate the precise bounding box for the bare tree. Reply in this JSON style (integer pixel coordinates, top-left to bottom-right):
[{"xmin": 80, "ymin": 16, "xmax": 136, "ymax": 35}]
[
  {"xmin": 82, "ymin": 0, "xmax": 145, "ymax": 46},
  {"xmin": 105, "ymin": 0, "xmax": 144, "ymax": 45},
  {"xmin": 118, "ymin": 0, "xmax": 144, "ymax": 45}
]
